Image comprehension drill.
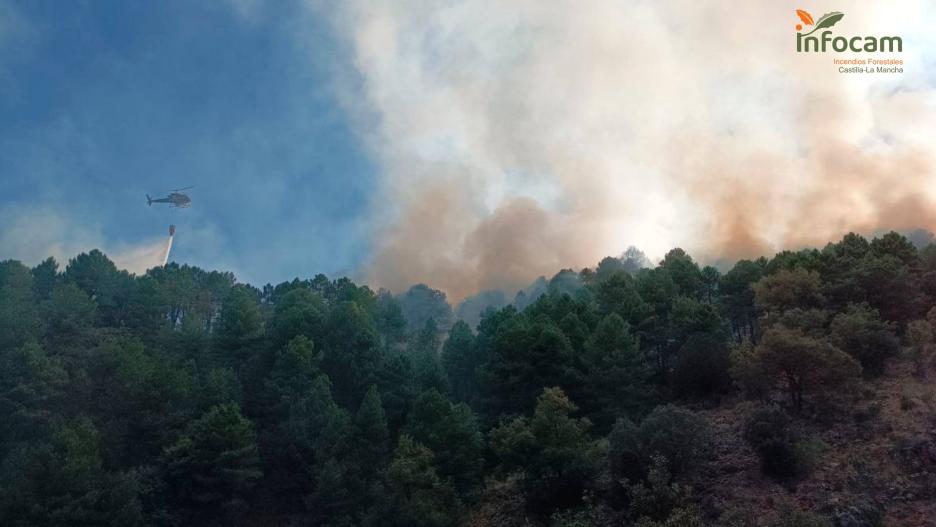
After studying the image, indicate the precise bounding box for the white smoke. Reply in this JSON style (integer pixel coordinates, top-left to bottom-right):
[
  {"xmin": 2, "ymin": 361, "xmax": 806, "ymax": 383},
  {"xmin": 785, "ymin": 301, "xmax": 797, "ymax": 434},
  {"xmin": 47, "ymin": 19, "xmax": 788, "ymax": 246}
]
[
  {"xmin": 0, "ymin": 205, "xmax": 169, "ymax": 275},
  {"xmin": 319, "ymin": 0, "xmax": 936, "ymax": 301},
  {"xmin": 110, "ymin": 238, "xmax": 172, "ymax": 274}
]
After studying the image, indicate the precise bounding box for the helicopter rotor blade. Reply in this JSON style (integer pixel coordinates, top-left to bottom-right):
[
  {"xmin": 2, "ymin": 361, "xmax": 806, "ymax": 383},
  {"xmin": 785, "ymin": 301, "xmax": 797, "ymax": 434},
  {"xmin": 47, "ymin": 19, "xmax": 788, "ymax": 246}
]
[{"xmin": 170, "ymin": 185, "xmax": 195, "ymax": 192}]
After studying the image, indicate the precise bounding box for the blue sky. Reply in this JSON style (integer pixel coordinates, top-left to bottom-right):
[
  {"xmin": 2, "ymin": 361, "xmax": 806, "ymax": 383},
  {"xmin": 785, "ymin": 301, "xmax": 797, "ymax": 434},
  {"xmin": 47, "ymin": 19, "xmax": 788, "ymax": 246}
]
[
  {"xmin": 3, "ymin": 1, "xmax": 935, "ymax": 299},
  {"xmin": 0, "ymin": 0, "xmax": 374, "ymax": 285}
]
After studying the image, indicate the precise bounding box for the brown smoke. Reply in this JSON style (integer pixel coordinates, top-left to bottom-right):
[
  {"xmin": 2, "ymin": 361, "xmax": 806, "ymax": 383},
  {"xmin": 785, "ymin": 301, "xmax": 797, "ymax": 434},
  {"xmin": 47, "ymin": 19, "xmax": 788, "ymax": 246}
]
[{"xmin": 327, "ymin": 0, "xmax": 936, "ymax": 301}]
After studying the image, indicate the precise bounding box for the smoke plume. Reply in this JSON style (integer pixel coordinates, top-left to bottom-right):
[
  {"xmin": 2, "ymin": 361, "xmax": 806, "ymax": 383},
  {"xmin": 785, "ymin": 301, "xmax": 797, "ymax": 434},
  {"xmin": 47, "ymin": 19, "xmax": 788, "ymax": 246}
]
[
  {"xmin": 322, "ymin": 0, "xmax": 936, "ymax": 301},
  {"xmin": 0, "ymin": 206, "xmax": 173, "ymax": 275}
]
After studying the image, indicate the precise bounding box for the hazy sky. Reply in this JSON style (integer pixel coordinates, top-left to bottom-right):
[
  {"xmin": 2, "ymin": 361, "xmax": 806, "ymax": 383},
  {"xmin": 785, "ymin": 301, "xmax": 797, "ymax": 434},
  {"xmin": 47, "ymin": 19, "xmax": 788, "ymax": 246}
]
[
  {"xmin": 2, "ymin": 1, "xmax": 935, "ymax": 299},
  {"xmin": 1, "ymin": 0, "xmax": 373, "ymax": 285}
]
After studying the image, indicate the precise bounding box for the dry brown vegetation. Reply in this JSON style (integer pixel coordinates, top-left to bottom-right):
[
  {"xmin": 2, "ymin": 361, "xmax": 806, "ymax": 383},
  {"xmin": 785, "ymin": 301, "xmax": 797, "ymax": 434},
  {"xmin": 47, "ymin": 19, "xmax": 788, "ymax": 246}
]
[{"xmin": 692, "ymin": 358, "xmax": 936, "ymax": 526}]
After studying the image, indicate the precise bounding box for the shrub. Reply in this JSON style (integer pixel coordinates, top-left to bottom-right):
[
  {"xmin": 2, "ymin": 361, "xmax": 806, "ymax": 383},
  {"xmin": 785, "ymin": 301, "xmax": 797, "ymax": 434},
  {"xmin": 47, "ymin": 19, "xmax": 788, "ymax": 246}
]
[
  {"xmin": 467, "ymin": 474, "xmax": 527, "ymax": 527},
  {"xmin": 633, "ymin": 507, "xmax": 706, "ymax": 527},
  {"xmin": 743, "ymin": 405, "xmax": 797, "ymax": 477},
  {"xmin": 549, "ymin": 506, "xmax": 598, "ymax": 527},
  {"xmin": 906, "ymin": 319, "xmax": 934, "ymax": 375},
  {"xmin": 626, "ymin": 456, "xmax": 694, "ymax": 523},
  {"xmin": 742, "ymin": 405, "xmax": 823, "ymax": 479},
  {"xmin": 793, "ymin": 438, "xmax": 828, "ymax": 477},
  {"xmin": 828, "ymin": 303, "xmax": 899, "ymax": 377},
  {"xmin": 728, "ymin": 501, "xmax": 833, "ymax": 527},
  {"xmin": 772, "ymin": 504, "xmax": 833, "ymax": 527},
  {"xmin": 608, "ymin": 405, "xmax": 713, "ymax": 483},
  {"xmin": 719, "ymin": 506, "xmax": 758, "ymax": 527}
]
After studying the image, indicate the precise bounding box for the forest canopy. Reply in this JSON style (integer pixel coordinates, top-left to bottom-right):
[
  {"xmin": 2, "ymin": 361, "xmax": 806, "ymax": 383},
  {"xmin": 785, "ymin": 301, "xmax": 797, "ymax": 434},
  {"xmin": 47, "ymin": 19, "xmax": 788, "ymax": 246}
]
[{"xmin": 2, "ymin": 231, "xmax": 936, "ymax": 526}]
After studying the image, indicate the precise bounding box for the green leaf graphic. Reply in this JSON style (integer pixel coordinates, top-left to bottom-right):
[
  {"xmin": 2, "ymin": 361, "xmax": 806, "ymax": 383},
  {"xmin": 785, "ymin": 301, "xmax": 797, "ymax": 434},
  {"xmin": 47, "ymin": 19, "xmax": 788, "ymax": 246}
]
[
  {"xmin": 815, "ymin": 11, "xmax": 844, "ymax": 28},
  {"xmin": 803, "ymin": 11, "xmax": 844, "ymax": 36}
]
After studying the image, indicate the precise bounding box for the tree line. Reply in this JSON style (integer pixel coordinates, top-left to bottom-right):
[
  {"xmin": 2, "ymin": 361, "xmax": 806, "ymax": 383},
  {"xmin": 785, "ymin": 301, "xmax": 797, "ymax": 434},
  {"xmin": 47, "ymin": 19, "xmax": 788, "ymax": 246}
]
[{"xmin": 1, "ymin": 230, "xmax": 935, "ymax": 526}]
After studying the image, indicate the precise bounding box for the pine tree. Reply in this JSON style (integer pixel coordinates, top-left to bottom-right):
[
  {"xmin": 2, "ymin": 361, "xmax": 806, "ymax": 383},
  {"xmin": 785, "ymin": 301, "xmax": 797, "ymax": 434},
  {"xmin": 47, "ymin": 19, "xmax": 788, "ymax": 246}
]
[
  {"xmin": 385, "ymin": 435, "xmax": 462, "ymax": 527},
  {"xmin": 161, "ymin": 403, "xmax": 262, "ymax": 524}
]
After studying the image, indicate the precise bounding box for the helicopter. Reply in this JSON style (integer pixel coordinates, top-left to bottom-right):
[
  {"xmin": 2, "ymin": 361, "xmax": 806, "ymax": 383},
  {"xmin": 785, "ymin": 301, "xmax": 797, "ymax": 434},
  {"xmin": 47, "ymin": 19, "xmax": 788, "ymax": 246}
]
[{"xmin": 147, "ymin": 186, "xmax": 193, "ymax": 208}]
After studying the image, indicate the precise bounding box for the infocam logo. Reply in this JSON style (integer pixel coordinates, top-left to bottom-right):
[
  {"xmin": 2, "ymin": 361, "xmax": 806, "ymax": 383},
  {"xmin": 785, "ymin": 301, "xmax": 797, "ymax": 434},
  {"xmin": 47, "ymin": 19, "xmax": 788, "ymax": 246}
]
[{"xmin": 794, "ymin": 9, "xmax": 902, "ymax": 53}]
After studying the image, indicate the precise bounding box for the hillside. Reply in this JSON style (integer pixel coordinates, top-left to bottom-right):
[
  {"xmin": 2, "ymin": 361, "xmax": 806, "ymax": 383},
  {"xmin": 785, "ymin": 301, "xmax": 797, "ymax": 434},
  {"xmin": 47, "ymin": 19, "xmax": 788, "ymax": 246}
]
[
  {"xmin": 1, "ymin": 231, "xmax": 936, "ymax": 527},
  {"xmin": 693, "ymin": 359, "xmax": 936, "ymax": 527}
]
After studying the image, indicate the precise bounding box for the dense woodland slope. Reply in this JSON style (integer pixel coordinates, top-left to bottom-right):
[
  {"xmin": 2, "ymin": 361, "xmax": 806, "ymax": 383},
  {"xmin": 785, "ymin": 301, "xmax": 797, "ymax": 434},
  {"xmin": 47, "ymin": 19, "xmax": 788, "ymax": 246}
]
[{"xmin": 1, "ymin": 231, "xmax": 935, "ymax": 526}]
